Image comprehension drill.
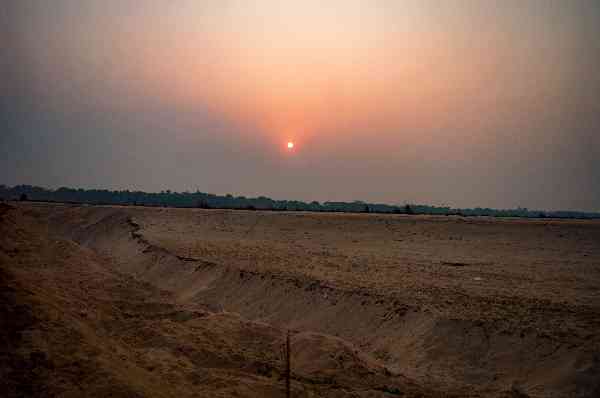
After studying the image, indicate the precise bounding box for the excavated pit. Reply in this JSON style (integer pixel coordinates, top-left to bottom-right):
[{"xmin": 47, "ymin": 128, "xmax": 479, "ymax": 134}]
[
  {"xmin": 3, "ymin": 203, "xmax": 449, "ymax": 398},
  {"xmin": 33, "ymin": 203, "xmax": 600, "ymax": 397}
]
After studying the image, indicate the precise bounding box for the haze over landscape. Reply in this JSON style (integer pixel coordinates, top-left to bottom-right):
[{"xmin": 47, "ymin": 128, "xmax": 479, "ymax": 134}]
[
  {"xmin": 3, "ymin": 3, "xmax": 600, "ymax": 397},
  {"xmin": 4, "ymin": 1, "xmax": 600, "ymax": 211}
]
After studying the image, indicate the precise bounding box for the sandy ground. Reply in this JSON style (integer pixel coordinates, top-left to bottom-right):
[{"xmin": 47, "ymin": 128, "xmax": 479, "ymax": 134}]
[{"xmin": 2, "ymin": 202, "xmax": 600, "ymax": 397}]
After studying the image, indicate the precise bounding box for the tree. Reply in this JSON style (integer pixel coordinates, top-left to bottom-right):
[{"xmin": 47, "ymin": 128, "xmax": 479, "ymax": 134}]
[{"xmin": 197, "ymin": 199, "xmax": 210, "ymax": 209}]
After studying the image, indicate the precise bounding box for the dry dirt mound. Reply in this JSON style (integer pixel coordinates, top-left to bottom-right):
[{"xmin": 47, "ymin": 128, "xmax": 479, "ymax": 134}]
[
  {"xmin": 5, "ymin": 203, "xmax": 600, "ymax": 397},
  {"xmin": 40, "ymin": 204, "xmax": 600, "ymax": 397},
  {"xmin": 1, "ymin": 204, "xmax": 446, "ymax": 397}
]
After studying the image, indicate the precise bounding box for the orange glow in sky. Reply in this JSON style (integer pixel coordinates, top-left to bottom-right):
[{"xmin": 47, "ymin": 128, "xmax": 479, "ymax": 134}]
[
  {"xmin": 101, "ymin": 0, "xmax": 576, "ymax": 153},
  {"xmin": 30, "ymin": 0, "xmax": 590, "ymax": 166},
  {"xmin": 10, "ymin": 0, "xmax": 600, "ymax": 210}
]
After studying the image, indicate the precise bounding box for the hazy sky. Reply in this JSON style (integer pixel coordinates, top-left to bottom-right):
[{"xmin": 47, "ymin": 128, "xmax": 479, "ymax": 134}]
[{"xmin": 3, "ymin": 1, "xmax": 600, "ymax": 210}]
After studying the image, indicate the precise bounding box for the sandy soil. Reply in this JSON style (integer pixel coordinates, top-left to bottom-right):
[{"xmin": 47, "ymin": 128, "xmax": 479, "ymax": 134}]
[{"xmin": 2, "ymin": 202, "xmax": 599, "ymax": 397}]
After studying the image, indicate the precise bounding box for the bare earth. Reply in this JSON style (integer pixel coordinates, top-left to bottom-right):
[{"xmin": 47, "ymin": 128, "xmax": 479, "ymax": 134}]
[{"xmin": 2, "ymin": 202, "xmax": 599, "ymax": 397}]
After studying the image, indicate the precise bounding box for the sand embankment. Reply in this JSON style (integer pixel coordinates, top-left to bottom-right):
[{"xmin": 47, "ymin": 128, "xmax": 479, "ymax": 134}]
[{"xmin": 33, "ymin": 203, "xmax": 600, "ymax": 398}]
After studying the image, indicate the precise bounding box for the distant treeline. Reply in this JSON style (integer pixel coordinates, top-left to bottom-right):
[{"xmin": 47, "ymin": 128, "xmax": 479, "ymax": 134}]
[{"xmin": 1, "ymin": 184, "xmax": 599, "ymax": 219}]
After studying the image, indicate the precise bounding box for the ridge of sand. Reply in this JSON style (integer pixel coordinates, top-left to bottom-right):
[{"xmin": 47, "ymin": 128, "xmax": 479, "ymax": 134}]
[
  {"xmin": 4, "ymin": 202, "xmax": 600, "ymax": 397},
  {"xmin": 1, "ymin": 203, "xmax": 447, "ymax": 397}
]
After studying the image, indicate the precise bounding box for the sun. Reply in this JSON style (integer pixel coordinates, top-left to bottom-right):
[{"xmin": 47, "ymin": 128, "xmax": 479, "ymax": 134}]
[{"xmin": 287, "ymin": 141, "xmax": 295, "ymax": 150}]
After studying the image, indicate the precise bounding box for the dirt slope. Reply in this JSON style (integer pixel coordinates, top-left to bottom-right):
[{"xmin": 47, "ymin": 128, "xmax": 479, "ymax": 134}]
[
  {"xmin": 1, "ymin": 203, "xmax": 445, "ymax": 397},
  {"xmin": 4, "ymin": 202, "xmax": 600, "ymax": 397}
]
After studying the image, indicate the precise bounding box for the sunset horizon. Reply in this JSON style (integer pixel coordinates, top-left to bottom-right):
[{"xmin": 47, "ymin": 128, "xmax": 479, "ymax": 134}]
[
  {"xmin": 3, "ymin": 3, "xmax": 600, "ymax": 396},
  {"xmin": 5, "ymin": 1, "xmax": 600, "ymax": 211}
]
